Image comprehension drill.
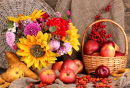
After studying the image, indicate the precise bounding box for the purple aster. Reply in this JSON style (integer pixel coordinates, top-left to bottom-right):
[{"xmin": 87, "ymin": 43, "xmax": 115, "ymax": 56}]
[{"xmin": 24, "ymin": 23, "xmax": 41, "ymax": 37}]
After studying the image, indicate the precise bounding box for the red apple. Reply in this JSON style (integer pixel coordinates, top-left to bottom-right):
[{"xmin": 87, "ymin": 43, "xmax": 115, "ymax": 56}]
[
  {"xmin": 91, "ymin": 52, "xmax": 101, "ymax": 56},
  {"xmin": 59, "ymin": 68, "xmax": 75, "ymax": 84},
  {"xmin": 114, "ymin": 51, "xmax": 123, "ymax": 57},
  {"xmin": 114, "ymin": 43, "xmax": 120, "ymax": 51},
  {"xmin": 101, "ymin": 40, "xmax": 115, "ymax": 48},
  {"xmin": 74, "ymin": 59, "xmax": 83, "ymax": 73},
  {"xmin": 52, "ymin": 61, "xmax": 63, "ymax": 71},
  {"xmin": 61, "ymin": 59, "xmax": 79, "ymax": 74},
  {"xmin": 84, "ymin": 40, "xmax": 100, "ymax": 55},
  {"xmin": 101, "ymin": 45, "xmax": 115, "ymax": 57},
  {"xmin": 40, "ymin": 69, "xmax": 56, "ymax": 84},
  {"xmin": 95, "ymin": 65, "xmax": 110, "ymax": 78}
]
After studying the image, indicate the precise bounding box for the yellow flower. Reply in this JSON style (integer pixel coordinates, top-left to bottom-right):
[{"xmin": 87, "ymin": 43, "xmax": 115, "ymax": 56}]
[
  {"xmin": 30, "ymin": 9, "xmax": 45, "ymax": 21},
  {"xmin": 7, "ymin": 9, "xmax": 45, "ymax": 23},
  {"xmin": 62, "ymin": 23, "xmax": 81, "ymax": 55},
  {"xmin": 7, "ymin": 16, "xmax": 21, "ymax": 23},
  {"xmin": 16, "ymin": 31, "xmax": 58, "ymax": 69}
]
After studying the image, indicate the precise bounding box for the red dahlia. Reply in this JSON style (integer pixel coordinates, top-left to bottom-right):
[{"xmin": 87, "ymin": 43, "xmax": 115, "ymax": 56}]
[{"xmin": 47, "ymin": 18, "xmax": 69, "ymax": 39}]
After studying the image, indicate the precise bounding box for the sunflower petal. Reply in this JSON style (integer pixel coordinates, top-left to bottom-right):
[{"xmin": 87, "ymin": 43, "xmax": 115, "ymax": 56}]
[
  {"xmin": 16, "ymin": 50, "xmax": 29, "ymax": 56},
  {"xmin": 34, "ymin": 59, "xmax": 39, "ymax": 68},
  {"xmin": 20, "ymin": 56, "xmax": 27, "ymax": 62},
  {"xmin": 36, "ymin": 31, "xmax": 43, "ymax": 39},
  {"xmin": 41, "ymin": 41, "xmax": 47, "ymax": 48},
  {"xmin": 42, "ymin": 33, "xmax": 48, "ymax": 41},
  {"xmin": 37, "ymin": 62, "xmax": 43, "ymax": 69},
  {"xmin": 44, "ymin": 45, "xmax": 50, "ymax": 51}
]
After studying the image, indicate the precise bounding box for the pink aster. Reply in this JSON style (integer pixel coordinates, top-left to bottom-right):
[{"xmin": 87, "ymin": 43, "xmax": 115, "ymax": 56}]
[
  {"xmin": 48, "ymin": 39, "xmax": 60, "ymax": 51},
  {"xmin": 6, "ymin": 31, "xmax": 17, "ymax": 50},
  {"xmin": 24, "ymin": 23, "xmax": 41, "ymax": 37},
  {"xmin": 57, "ymin": 42, "xmax": 72, "ymax": 56},
  {"xmin": 67, "ymin": 10, "xmax": 71, "ymax": 16}
]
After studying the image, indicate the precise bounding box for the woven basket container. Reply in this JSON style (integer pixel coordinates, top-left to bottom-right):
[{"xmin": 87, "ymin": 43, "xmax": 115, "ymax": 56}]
[
  {"xmin": 82, "ymin": 19, "xmax": 128, "ymax": 74},
  {"xmin": 0, "ymin": 0, "xmax": 55, "ymax": 69}
]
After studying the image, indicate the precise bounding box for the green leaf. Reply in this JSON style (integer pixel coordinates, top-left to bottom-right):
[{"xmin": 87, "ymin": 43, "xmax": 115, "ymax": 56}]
[
  {"xmin": 49, "ymin": 26, "xmax": 56, "ymax": 33},
  {"xmin": 8, "ymin": 21, "xmax": 14, "ymax": 28},
  {"xmin": 62, "ymin": 16, "xmax": 68, "ymax": 21}
]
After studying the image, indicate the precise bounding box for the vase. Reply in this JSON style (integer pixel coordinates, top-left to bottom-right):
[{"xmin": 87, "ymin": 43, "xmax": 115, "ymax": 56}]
[{"xmin": 33, "ymin": 63, "xmax": 53, "ymax": 77}]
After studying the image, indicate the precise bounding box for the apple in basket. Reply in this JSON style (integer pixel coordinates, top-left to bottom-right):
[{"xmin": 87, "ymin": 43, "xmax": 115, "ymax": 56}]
[
  {"xmin": 91, "ymin": 52, "xmax": 101, "ymax": 56},
  {"xmin": 74, "ymin": 59, "xmax": 84, "ymax": 73},
  {"xmin": 84, "ymin": 40, "xmax": 100, "ymax": 55},
  {"xmin": 59, "ymin": 68, "xmax": 75, "ymax": 84},
  {"xmin": 95, "ymin": 65, "xmax": 110, "ymax": 78},
  {"xmin": 60, "ymin": 59, "xmax": 79, "ymax": 74},
  {"xmin": 52, "ymin": 61, "xmax": 63, "ymax": 71},
  {"xmin": 114, "ymin": 43, "xmax": 120, "ymax": 51},
  {"xmin": 100, "ymin": 45, "xmax": 115, "ymax": 57},
  {"xmin": 101, "ymin": 40, "xmax": 115, "ymax": 48},
  {"xmin": 114, "ymin": 51, "xmax": 123, "ymax": 57},
  {"xmin": 40, "ymin": 69, "xmax": 56, "ymax": 84}
]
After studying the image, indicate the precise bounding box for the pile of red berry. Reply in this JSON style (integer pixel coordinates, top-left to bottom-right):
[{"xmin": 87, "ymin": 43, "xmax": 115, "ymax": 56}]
[
  {"xmin": 28, "ymin": 82, "xmax": 52, "ymax": 88},
  {"xmin": 75, "ymin": 74, "xmax": 112, "ymax": 88}
]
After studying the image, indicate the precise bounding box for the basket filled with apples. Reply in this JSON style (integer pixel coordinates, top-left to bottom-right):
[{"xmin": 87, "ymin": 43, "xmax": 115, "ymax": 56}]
[{"xmin": 82, "ymin": 19, "xmax": 128, "ymax": 74}]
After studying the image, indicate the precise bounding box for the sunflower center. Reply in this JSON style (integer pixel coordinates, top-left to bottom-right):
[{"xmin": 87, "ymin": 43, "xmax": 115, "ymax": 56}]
[{"xmin": 30, "ymin": 44, "xmax": 45, "ymax": 58}]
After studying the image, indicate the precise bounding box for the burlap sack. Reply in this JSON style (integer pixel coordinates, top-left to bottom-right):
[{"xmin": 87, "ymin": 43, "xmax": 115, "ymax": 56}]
[
  {"xmin": 55, "ymin": 0, "xmax": 126, "ymax": 61},
  {"xmin": 1, "ymin": 70, "xmax": 130, "ymax": 88},
  {"xmin": 0, "ymin": 0, "xmax": 55, "ymax": 69}
]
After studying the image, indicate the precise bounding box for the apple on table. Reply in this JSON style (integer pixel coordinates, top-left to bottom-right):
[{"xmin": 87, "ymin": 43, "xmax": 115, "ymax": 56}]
[
  {"xmin": 60, "ymin": 59, "xmax": 79, "ymax": 74},
  {"xmin": 52, "ymin": 61, "xmax": 63, "ymax": 71},
  {"xmin": 59, "ymin": 68, "xmax": 75, "ymax": 84},
  {"xmin": 74, "ymin": 59, "xmax": 84, "ymax": 73},
  {"xmin": 95, "ymin": 65, "xmax": 110, "ymax": 78},
  {"xmin": 40, "ymin": 69, "xmax": 56, "ymax": 84}
]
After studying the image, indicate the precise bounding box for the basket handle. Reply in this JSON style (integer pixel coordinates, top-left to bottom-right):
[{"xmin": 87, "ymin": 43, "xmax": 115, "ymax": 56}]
[{"xmin": 82, "ymin": 19, "xmax": 128, "ymax": 56}]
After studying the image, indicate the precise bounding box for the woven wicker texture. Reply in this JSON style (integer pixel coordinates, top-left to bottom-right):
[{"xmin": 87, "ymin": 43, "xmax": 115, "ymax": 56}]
[
  {"xmin": 0, "ymin": 0, "xmax": 55, "ymax": 69},
  {"xmin": 82, "ymin": 19, "xmax": 128, "ymax": 74}
]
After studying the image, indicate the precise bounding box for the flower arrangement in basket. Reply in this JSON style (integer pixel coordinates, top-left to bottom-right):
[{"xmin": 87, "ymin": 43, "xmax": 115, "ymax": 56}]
[
  {"xmin": 4, "ymin": 9, "xmax": 81, "ymax": 70},
  {"xmin": 82, "ymin": 19, "xmax": 128, "ymax": 74}
]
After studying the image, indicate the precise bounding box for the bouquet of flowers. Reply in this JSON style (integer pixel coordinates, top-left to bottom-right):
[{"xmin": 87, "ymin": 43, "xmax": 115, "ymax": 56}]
[{"xmin": 5, "ymin": 9, "xmax": 81, "ymax": 69}]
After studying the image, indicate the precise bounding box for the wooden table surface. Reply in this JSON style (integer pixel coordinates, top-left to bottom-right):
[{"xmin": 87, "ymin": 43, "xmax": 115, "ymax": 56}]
[{"xmin": 0, "ymin": 0, "xmax": 130, "ymax": 73}]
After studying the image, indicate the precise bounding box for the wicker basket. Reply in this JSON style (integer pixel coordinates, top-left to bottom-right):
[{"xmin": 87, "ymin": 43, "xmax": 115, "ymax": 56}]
[{"xmin": 82, "ymin": 19, "xmax": 128, "ymax": 74}]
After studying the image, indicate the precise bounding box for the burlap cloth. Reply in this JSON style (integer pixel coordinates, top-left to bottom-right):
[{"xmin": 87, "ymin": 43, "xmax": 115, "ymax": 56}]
[
  {"xmin": 0, "ymin": 70, "xmax": 130, "ymax": 88},
  {"xmin": 0, "ymin": 0, "xmax": 129, "ymax": 88}
]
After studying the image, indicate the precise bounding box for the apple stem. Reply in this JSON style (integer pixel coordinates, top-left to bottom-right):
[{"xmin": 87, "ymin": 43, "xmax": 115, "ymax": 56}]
[
  {"xmin": 67, "ymin": 73, "xmax": 70, "ymax": 76},
  {"xmin": 47, "ymin": 73, "xmax": 50, "ymax": 75}
]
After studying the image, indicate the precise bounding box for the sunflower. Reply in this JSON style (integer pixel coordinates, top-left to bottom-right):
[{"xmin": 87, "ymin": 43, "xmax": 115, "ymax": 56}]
[
  {"xmin": 16, "ymin": 31, "xmax": 58, "ymax": 69},
  {"xmin": 62, "ymin": 23, "xmax": 81, "ymax": 55}
]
